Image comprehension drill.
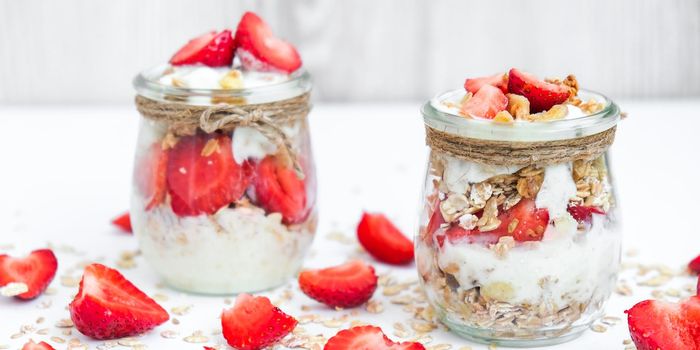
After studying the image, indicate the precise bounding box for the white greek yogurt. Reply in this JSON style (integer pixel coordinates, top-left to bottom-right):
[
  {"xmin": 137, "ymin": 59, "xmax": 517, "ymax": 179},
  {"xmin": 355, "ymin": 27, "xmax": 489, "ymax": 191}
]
[
  {"xmin": 443, "ymin": 156, "xmax": 522, "ymax": 193},
  {"xmin": 130, "ymin": 194, "xmax": 314, "ymax": 294},
  {"xmin": 437, "ymin": 214, "xmax": 619, "ymax": 307},
  {"xmin": 158, "ymin": 65, "xmax": 289, "ymax": 89}
]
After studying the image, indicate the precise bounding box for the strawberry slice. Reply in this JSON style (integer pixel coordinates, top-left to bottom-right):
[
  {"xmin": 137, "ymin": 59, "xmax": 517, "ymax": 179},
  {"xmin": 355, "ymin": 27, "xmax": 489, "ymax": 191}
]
[
  {"xmin": 689, "ymin": 255, "xmax": 700, "ymax": 274},
  {"xmin": 507, "ymin": 68, "xmax": 571, "ymax": 113},
  {"xmin": 167, "ymin": 133, "xmax": 248, "ymax": 217},
  {"xmin": 464, "ymin": 73, "xmax": 508, "ymax": 94},
  {"xmin": 221, "ymin": 293, "xmax": 297, "ymax": 350},
  {"xmin": 136, "ymin": 143, "xmax": 168, "ymax": 210},
  {"xmin": 169, "ymin": 30, "xmax": 235, "ymax": 67},
  {"xmin": 567, "ymin": 205, "xmax": 605, "ymax": 223},
  {"xmin": 69, "ymin": 263, "xmax": 169, "ymax": 339},
  {"xmin": 21, "ymin": 340, "xmax": 55, "ymax": 350},
  {"xmin": 421, "ymin": 204, "xmax": 445, "ymax": 246},
  {"xmin": 111, "ymin": 212, "xmax": 132, "ymax": 233},
  {"xmin": 492, "ymin": 199, "xmax": 549, "ymax": 242},
  {"xmin": 298, "ymin": 260, "xmax": 377, "ymax": 308},
  {"xmin": 324, "ymin": 325, "xmax": 426, "ymax": 350},
  {"xmin": 626, "ymin": 296, "xmax": 700, "ymax": 350},
  {"xmin": 0, "ymin": 249, "xmax": 57, "ymax": 300},
  {"xmin": 460, "ymin": 84, "xmax": 508, "ymax": 119},
  {"xmin": 234, "ymin": 12, "xmax": 302, "ymax": 73},
  {"xmin": 357, "ymin": 213, "xmax": 414, "ymax": 265},
  {"xmin": 253, "ymin": 155, "xmax": 308, "ymax": 224}
]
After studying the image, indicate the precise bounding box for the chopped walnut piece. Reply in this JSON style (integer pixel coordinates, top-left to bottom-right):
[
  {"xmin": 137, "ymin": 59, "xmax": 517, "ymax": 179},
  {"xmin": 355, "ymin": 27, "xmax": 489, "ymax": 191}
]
[
  {"xmin": 525, "ymin": 104, "xmax": 568, "ymax": 121},
  {"xmin": 506, "ymin": 94, "xmax": 530, "ymax": 119},
  {"xmin": 219, "ymin": 69, "xmax": 243, "ymax": 89},
  {"xmin": 516, "ymin": 174, "xmax": 543, "ymax": 199}
]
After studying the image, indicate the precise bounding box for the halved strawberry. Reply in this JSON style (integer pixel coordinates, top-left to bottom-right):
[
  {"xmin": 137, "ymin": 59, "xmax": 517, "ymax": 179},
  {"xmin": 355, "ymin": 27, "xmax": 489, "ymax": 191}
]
[
  {"xmin": 492, "ymin": 199, "xmax": 549, "ymax": 242},
  {"xmin": 298, "ymin": 260, "xmax": 377, "ymax": 308},
  {"xmin": 626, "ymin": 296, "xmax": 700, "ymax": 350},
  {"xmin": 253, "ymin": 155, "xmax": 308, "ymax": 224},
  {"xmin": 0, "ymin": 249, "xmax": 57, "ymax": 300},
  {"xmin": 136, "ymin": 143, "xmax": 168, "ymax": 210},
  {"xmin": 69, "ymin": 263, "xmax": 169, "ymax": 339},
  {"xmin": 234, "ymin": 12, "xmax": 302, "ymax": 73},
  {"xmin": 221, "ymin": 293, "xmax": 297, "ymax": 350},
  {"xmin": 170, "ymin": 30, "xmax": 235, "ymax": 67},
  {"xmin": 507, "ymin": 68, "xmax": 571, "ymax": 113},
  {"xmin": 689, "ymin": 254, "xmax": 700, "ymax": 274},
  {"xmin": 567, "ymin": 205, "xmax": 605, "ymax": 223},
  {"xmin": 324, "ymin": 325, "xmax": 425, "ymax": 350},
  {"xmin": 167, "ymin": 133, "xmax": 248, "ymax": 217},
  {"xmin": 357, "ymin": 213, "xmax": 414, "ymax": 265},
  {"xmin": 464, "ymin": 73, "xmax": 508, "ymax": 94},
  {"xmin": 21, "ymin": 340, "xmax": 55, "ymax": 350},
  {"xmin": 111, "ymin": 212, "xmax": 132, "ymax": 233},
  {"xmin": 460, "ymin": 84, "xmax": 508, "ymax": 119}
]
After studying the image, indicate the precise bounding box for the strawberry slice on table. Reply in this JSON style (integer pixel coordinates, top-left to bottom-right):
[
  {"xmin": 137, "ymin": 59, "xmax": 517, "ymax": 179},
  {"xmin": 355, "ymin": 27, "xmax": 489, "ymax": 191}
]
[
  {"xmin": 460, "ymin": 84, "xmax": 508, "ymax": 119},
  {"xmin": 0, "ymin": 249, "xmax": 57, "ymax": 300},
  {"xmin": 136, "ymin": 143, "xmax": 168, "ymax": 210},
  {"xmin": 234, "ymin": 11, "xmax": 302, "ymax": 73},
  {"xmin": 567, "ymin": 205, "xmax": 605, "ymax": 223},
  {"xmin": 689, "ymin": 254, "xmax": 700, "ymax": 274},
  {"xmin": 298, "ymin": 260, "xmax": 378, "ymax": 308},
  {"xmin": 21, "ymin": 340, "xmax": 55, "ymax": 350},
  {"xmin": 169, "ymin": 30, "xmax": 236, "ymax": 67},
  {"xmin": 492, "ymin": 199, "xmax": 550, "ymax": 242},
  {"xmin": 253, "ymin": 155, "xmax": 308, "ymax": 224},
  {"xmin": 111, "ymin": 212, "xmax": 132, "ymax": 233},
  {"xmin": 507, "ymin": 68, "xmax": 571, "ymax": 113},
  {"xmin": 167, "ymin": 133, "xmax": 248, "ymax": 217},
  {"xmin": 221, "ymin": 293, "xmax": 297, "ymax": 350},
  {"xmin": 464, "ymin": 73, "xmax": 508, "ymax": 94},
  {"xmin": 626, "ymin": 296, "xmax": 700, "ymax": 350},
  {"xmin": 357, "ymin": 213, "xmax": 414, "ymax": 265},
  {"xmin": 324, "ymin": 325, "xmax": 425, "ymax": 350},
  {"xmin": 69, "ymin": 263, "xmax": 169, "ymax": 340}
]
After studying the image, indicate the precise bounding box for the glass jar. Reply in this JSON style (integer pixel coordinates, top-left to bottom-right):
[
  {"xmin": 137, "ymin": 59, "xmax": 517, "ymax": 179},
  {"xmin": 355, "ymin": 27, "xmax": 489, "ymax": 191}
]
[
  {"xmin": 131, "ymin": 66, "xmax": 316, "ymax": 294},
  {"xmin": 416, "ymin": 89, "xmax": 621, "ymax": 346}
]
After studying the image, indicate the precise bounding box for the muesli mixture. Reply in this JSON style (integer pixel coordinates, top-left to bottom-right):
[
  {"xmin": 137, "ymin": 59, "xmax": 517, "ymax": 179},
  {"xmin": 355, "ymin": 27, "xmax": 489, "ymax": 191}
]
[{"xmin": 417, "ymin": 68, "xmax": 620, "ymax": 339}]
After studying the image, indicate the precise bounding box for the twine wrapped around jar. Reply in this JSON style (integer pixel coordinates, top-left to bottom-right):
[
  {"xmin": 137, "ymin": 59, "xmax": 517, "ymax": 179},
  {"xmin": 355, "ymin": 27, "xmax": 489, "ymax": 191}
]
[
  {"xmin": 135, "ymin": 92, "xmax": 311, "ymax": 178},
  {"xmin": 425, "ymin": 125, "xmax": 616, "ymax": 166}
]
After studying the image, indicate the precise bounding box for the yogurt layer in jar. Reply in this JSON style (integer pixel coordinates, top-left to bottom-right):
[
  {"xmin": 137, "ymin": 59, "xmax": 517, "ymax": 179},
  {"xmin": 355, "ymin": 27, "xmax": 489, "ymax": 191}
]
[
  {"xmin": 417, "ymin": 68, "xmax": 622, "ymax": 346},
  {"xmin": 131, "ymin": 12, "xmax": 316, "ymax": 294}
]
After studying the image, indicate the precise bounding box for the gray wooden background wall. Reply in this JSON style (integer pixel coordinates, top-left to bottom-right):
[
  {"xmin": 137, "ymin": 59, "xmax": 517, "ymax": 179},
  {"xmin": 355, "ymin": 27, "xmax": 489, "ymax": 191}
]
[{"xmin": 1, "ymin": 0, "xmax": 699, "ymax": 104}]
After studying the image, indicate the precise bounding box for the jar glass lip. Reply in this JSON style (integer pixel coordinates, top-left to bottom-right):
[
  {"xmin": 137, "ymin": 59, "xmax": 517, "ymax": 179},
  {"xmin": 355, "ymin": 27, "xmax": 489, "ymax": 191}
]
[
  {"xmin": 422, "ymin": 88, "xmax": 620, "ymax": 142},
  {"xmin": 133, "ymin": 64, "xmax": 312, "ymax": 105}
]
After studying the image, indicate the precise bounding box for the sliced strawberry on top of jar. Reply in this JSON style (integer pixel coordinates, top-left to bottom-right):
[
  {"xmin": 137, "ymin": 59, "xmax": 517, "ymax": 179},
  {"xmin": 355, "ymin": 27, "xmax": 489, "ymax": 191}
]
[
  {"xmin": 507, "ymin": 68, "xmax": 571, "ymax": 113},
  {"xmin": 324, "ymin": 325, "xmax": 426, "ymax": 350},
  {"xmin": 464, "ymin": 73, "xmax": 508, "ymax": 94},
  {"xmin": 460, "ymin": 84, "xmax": 508, "ymax": 119},
  {"xmin": 626, "ymin": 296, "xmax": 700, "ymax": 350},
  {"xmin": 135, "ymin": 143, "xmax": 168, "ymax": 210},
  {"xmin": 492, "ymin": 199, "xmax": 550, "ymax": 242},
  {"xmin": 234, "ymin": 12, "xmax": 302, "ymax": 73},
  {"xmin": 69, "ymin": 263, "xmax": 169, "ymax": 340},
  {"xmin": 166, "ymin": 133, "xmax": 248, "ymax": 217},
  {"xmin": 567, "ymin": 204, "xmax": 605, "ymax": 223},
  {"xmin": 221, "ymin": 294, "xmax": 297, "ymax": 350},
  {"xmin": 169, "ymin": 30, "xmax": 236, "ymax": 67},
  {"xmin": 253, "ymin": 155, "xmax": 308, "ymax": 224},
  {"xmin": 357, "ymin": 213, "xmax": 414, "ymax": 265},
  {"xmin": 0, "ymin": 249, "xmax": 57, "ymax": 300}
]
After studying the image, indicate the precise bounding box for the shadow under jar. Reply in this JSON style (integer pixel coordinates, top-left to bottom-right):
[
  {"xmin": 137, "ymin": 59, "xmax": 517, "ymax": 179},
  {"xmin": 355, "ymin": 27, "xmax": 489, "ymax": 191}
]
[
  {"xmin": 131, "ymin": 66, "xmax": 316, "ymax": 295},
  {"xmin": 416, "ymin": 89, "xmax": 621, "ymax": 347}
]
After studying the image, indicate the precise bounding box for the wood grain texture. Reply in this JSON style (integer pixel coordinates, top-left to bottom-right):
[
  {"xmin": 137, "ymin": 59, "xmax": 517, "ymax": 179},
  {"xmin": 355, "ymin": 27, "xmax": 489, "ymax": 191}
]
[{"xmin": 0, "ymin": 0, "xmax": 698, "ymax": 104}]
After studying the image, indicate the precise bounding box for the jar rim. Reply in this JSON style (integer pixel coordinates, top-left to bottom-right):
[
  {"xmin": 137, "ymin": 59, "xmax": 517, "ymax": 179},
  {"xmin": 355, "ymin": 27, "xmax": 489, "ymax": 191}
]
[
  {"xmin": 422, "ymin": 89, "xmax": 620, "ymax": 142},
  {"xmin": 133, "ymin": 64, "xmax": 312, "ymax": 105}
]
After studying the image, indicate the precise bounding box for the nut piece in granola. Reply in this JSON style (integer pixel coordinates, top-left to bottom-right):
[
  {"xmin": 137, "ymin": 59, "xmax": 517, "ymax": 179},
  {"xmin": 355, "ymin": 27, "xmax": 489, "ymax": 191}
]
[{"xmin": 506, "ymin": 93, "xmax": 531, "ymax": 119}]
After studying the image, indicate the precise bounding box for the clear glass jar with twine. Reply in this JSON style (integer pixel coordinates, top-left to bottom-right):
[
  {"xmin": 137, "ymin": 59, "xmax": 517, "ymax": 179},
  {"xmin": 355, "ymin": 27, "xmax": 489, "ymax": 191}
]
[
  {"xmin": 131, "ymin": 66, "xmax": 316, "ymax": 294},
  {"xmin": 416, "ymin": 89, "xmax": 622, "ymax": 346}
]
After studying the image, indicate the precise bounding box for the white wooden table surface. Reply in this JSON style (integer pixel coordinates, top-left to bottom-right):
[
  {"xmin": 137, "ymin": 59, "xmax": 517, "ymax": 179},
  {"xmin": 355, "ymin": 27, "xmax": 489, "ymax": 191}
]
[{"xmin": 0, "ymin": 100, "xmax": 698, "ymax": 349}]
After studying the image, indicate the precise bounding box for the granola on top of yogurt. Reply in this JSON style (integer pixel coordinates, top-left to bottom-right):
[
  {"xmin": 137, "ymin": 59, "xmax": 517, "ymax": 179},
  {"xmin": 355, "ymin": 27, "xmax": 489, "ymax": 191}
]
[{"xmin": 417, "ymin": 68, "xmax": 621, "ymax": 344}]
